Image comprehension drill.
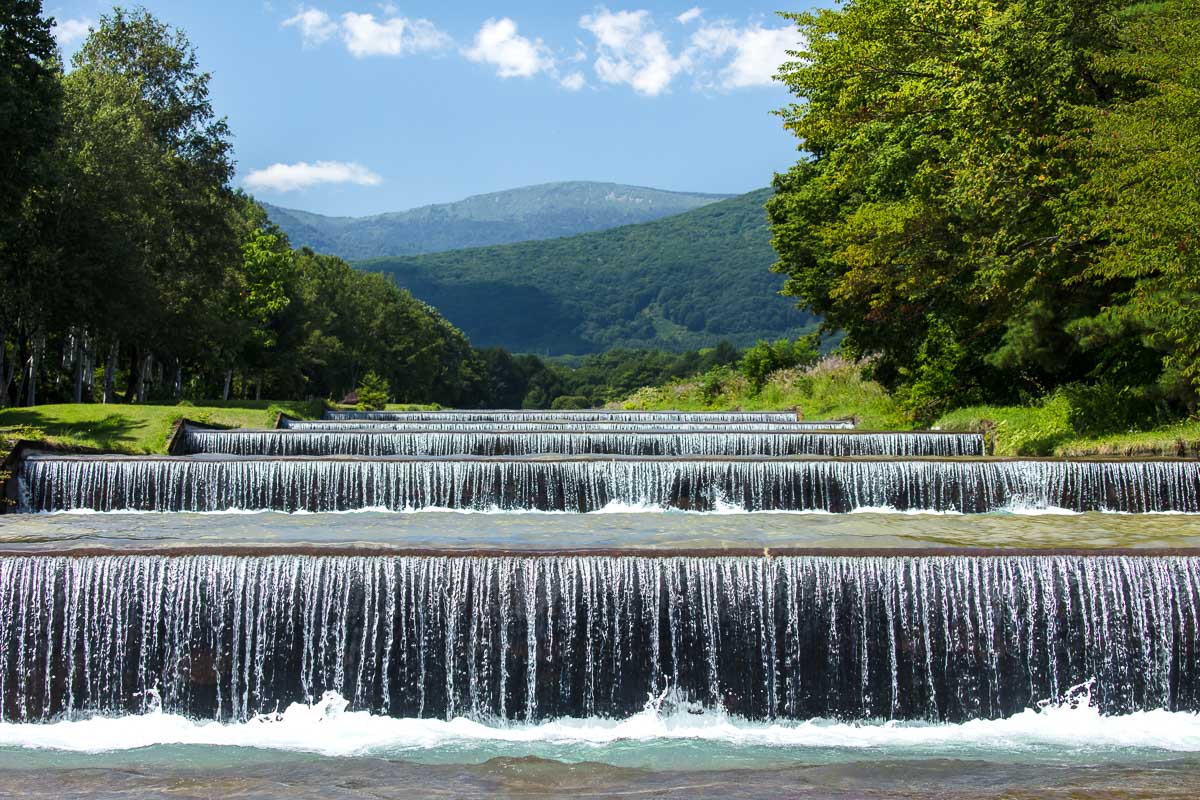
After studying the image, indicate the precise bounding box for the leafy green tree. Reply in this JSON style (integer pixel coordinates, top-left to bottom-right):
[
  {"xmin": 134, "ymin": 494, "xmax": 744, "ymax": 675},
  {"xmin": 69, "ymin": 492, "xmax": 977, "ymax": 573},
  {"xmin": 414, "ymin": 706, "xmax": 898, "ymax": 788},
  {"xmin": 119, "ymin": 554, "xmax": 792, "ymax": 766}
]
[
  {"xmin": 740, "ymin": 335, "xmax": 819, "ymax": 390},
  {"xmin": 355, "ymin": 371, "xmax": 390, "ymax": 410},
  {"xmin": 1072, "ymin": 0, "xmax": 1200, "ymax": 405},
  {"xmin": 0, "ymin": 0, "xmax": 61, "ymax": 405},
  {"xmin": 768, "ymin": 0, "xmax": 1132, "ymax": 410}
]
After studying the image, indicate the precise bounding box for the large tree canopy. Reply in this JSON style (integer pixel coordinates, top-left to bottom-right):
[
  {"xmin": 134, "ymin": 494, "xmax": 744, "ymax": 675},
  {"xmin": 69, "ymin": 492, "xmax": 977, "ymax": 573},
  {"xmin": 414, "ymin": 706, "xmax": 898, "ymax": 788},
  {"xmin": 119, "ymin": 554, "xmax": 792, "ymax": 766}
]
[{"xmin": 768, "ymin": 0, "xmax": 1198, "ymax": 421}]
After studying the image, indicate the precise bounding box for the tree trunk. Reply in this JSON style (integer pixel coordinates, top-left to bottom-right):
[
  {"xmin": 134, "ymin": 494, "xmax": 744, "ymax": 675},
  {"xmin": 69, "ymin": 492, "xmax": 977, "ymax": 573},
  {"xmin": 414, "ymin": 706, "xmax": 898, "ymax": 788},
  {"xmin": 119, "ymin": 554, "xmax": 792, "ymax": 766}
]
[
  {"xmin": 72, "ymin": 330, "xmax": 85, "ymax": 404},
  {"xmin": 136, "ymin": 353, "xmax": 152, "ymax": 404},
  {"xmin": 223, "ymin": 368, "xmax": 232, "ymax": 402},
  {"xmin": 173, "ymin": 362, "xmax": 182, "ymax": 400},
  {"xmin": 255, "ymin": 372, "xmax": 262, "ymax": 401},
  {"xmin": 103, "ymin": 339, "xmax": 119, "ymax": 404},
  {"xmin": 26, "ymin": 335, "xmax": 41, "ymax": 407},
  {"xmin": 0, "ymin": 319, "xmax": 7, "ymax": 408}
]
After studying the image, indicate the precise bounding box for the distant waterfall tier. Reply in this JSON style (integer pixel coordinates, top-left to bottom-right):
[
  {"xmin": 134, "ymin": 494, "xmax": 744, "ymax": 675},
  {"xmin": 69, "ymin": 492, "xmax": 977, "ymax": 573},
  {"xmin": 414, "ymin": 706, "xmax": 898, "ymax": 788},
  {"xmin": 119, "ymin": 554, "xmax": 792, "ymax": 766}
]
[
  {"xmin": 182, "ymin": 428, "xmax": 985, "ymax": 458},
  {"xmin": 321, "ymin": 410, "xmax": 830, "ymax": 425},
  {"xmin": 18, "ymin": 454, "xmax": 1200, "ymax": 513},
  {"xmin": 2, "ymin": 555, "xmax": 1196, "ymax": 723},
  {"xmin": 280, "ymin": 420, "xmax": 851, "ymax": 433}
]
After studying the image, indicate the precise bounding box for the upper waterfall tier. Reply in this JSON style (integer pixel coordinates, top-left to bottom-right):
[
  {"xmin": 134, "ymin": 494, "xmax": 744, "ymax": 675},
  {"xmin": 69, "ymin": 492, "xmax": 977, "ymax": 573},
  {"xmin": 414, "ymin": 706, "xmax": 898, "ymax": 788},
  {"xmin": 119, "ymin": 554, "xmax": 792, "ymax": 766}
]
[
  {"xmin": 281, "ymin": 419, "xmax": 853, "ymax": 432},
  {"xmin": 2, "ymin": 554, "xmax": 1195, "ymax": 723},
  {"xmin": 17, "ymin": 454, "xmax": 1200, "ymax": 513},
  {"xmin": 321, "ymin": 410, "xmax": 834, "ymax": 425},
  {"xmin": 182, "ymin": 427, "xmax": 985, "ymax": 458}
]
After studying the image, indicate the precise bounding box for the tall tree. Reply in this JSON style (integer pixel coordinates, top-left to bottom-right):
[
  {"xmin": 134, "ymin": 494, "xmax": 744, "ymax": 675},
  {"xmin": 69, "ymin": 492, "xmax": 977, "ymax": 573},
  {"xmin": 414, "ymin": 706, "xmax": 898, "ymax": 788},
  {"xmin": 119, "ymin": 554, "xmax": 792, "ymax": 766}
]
[
  {"xmin": 767, "ymin": 0, "xmax": 1132, "ymax": 420},
  {"xmin": 0, "ymin": 0, "xmax": 61, "ymax": 405},
  {"xmin": 60, "ymin": 6, "xmax": 236, "ymax": 402}
]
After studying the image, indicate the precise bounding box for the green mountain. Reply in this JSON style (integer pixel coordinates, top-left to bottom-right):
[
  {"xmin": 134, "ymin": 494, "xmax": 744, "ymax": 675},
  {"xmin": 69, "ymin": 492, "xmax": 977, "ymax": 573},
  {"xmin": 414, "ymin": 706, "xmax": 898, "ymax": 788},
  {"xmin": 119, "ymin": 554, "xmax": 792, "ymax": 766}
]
[
  {"xmin": 358, "ymin": 189, "xmax": 817, "ymax": 354},
  {"xmin": 264, "ymin": 182, "xmax": 729, "ymax": 259}
]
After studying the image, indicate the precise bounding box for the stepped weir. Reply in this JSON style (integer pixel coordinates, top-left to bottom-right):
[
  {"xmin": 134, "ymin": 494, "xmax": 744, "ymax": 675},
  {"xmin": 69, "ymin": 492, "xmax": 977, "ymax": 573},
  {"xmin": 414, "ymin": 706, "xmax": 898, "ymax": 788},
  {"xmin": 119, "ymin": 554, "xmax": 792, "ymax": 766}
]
[
  {"xmin": 2, "ymin": 402, "xmax": 1199, "ymax": 753},
  {"xmin": 182, "ymin": 425, "xmax": 985, "ymax": 458},
  {"xmin": 1, "ymin": 554, "xmax": 1196, "ymax": 723}
]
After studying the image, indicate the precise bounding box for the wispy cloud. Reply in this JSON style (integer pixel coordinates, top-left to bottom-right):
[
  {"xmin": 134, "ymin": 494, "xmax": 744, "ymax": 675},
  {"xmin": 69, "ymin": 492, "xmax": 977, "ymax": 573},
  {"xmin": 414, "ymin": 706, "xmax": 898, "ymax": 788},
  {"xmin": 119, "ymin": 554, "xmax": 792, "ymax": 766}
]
[
  {"xmin": 53, "ymin": 17, "xmax": 93, "ymax": 46},
  {"xmin": 579, "ymin": 8, "xmax": 687, "ymax": 96},
  {"xmin": 244, "ymin": 161, "xmax": 383, "ymax": 192},
  {"xmin": 464, "ymin": 17, "xmax": 553, "ymax": 78},
  {"xmin": 688, "ymin": 21, "xmax": 798, "ymax": 89},
  {"xmin": 279, "ymin": 6, "xmax": 795, "ymax": 94},
  {"xmin": 282, "ymin": 8, "xmax": 337, "ymax": 47},
  {"xmin": 281, "ymin": 7, "xmax": 451, "ymax": 58},
  {"xmin": 340, "ymin": 12, "xmax": 451, "ymax": 58}
]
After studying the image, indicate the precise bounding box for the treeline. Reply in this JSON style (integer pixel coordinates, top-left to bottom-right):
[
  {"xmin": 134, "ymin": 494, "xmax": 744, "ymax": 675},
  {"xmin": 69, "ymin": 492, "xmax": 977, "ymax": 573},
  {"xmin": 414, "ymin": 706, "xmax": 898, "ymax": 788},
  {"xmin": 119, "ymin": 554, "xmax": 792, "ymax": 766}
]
[
  {"xmin": 0, "ymin": 6, "xmax": 493, "ymax": 407},
  {"xmin": 770, "ymin": 0, "xmax": 1200, "ymax": 424}
]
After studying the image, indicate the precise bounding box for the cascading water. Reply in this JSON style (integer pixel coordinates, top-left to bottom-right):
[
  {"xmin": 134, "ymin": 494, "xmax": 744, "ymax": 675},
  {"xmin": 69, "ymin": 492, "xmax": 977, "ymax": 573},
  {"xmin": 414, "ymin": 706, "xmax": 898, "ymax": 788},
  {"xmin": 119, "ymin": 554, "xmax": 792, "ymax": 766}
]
[
  {"xmin": 279, "ymin": 419, "xmax": 854, "ymax": 433},
  {"xmin": 19, "ymin": 454, "xmax": 1200, "ymax": 513},
  {"xmin": 322, "ymin": 410, "xmax": 827, "ymax": 424},
  {"xmin": 1, "ymin": 554, "xmax": 1195, "ymax": 724},
  {"xmin": 183, "ymin": 428, "xmax": 985, "ymax": 458}
]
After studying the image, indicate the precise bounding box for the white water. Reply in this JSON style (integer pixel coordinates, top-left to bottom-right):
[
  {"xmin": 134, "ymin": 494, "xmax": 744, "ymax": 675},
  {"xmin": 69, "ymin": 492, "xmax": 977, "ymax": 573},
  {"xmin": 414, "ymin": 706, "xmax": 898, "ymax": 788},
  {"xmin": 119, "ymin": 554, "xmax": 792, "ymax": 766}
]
[{"xmin": 2, "ymin": 688, "xmax": 1199, "ymax": 762}]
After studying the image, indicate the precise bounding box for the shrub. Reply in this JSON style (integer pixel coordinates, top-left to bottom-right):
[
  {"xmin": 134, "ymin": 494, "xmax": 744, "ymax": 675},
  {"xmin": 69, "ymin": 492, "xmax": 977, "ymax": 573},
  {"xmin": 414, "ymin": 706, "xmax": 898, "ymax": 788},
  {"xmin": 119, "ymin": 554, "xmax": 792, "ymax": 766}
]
[
  {"xmin": 355, "ymin": 371, "xmax": 390, "ymax": 411},
  {"xmin": 550, "ymin": 395, "xmax": 591, "ymax": 410}
]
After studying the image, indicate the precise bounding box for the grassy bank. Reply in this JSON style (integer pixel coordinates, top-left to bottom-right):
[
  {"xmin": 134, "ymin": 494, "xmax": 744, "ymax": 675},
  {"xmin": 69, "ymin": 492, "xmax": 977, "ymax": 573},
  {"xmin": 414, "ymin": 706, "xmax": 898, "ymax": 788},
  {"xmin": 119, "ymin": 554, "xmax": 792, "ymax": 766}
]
[
  {"xmin": 618, "ymin": 358, "xmax": 1200, "ymax": 457},
  {"xmin": 616, "ymin": 357, "xmax": 907, "ymax": 430},
  {"xmin": 0, "ymin": 400, "xmax": 324, "ymax": 455}
]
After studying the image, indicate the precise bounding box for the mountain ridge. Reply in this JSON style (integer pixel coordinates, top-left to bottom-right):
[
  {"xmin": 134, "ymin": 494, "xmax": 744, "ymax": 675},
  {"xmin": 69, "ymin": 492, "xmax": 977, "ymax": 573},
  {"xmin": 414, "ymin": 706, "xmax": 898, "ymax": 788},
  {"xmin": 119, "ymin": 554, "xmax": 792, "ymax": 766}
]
[
  {"xmin": 358, "ymin": 188, "xmax": 817, "ymax": 355},
  {"xmin": 263, "ymin": 181, "xmax": 732, "ymax": 259}
]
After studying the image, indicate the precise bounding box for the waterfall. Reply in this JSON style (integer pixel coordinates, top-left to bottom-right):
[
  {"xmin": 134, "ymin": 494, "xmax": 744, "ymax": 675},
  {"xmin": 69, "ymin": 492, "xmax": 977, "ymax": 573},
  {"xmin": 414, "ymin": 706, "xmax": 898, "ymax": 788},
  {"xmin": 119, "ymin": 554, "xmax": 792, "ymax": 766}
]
[
  {"xmin": 280, "ymin": 420, "xmax": 853, "ymax": 433},
  {"xmin": 322, "ymin": 410, "xmax": 827, "ymax": 424},
  {"xmin": 2, "ymin": 554, "xmax": 1195, "ymax": 723},
  {"xmin": 184, "ymin": 428, "xmax": 985, "ymax": 458},
  {"xmin": 19, "ymin": 454, "xmax": 1200, "ymax": 513}
]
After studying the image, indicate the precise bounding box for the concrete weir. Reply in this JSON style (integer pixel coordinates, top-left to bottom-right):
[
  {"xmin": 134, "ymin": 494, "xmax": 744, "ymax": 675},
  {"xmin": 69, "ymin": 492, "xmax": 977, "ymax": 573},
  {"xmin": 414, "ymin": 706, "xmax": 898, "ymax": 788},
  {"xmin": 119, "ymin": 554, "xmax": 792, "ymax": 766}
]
[
  {"xmin": 181, "ymin": 424, "xmax": 985, "ymax": 458},
  {"xmin": 15, "ymin": 452, "xmax": 1200, "ymax": 513},
  {"xmin": 1, "ymin": 552, "xmax": 1197, "ymax": 723}
]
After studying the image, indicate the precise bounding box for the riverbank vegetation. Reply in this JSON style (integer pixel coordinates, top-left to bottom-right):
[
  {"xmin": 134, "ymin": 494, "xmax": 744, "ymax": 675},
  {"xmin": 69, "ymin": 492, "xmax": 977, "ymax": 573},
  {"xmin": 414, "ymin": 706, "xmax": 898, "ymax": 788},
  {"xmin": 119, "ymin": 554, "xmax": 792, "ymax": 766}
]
[{"xmin": 767, "ymin": 0, "xmax": 1200, "ymax": 431}]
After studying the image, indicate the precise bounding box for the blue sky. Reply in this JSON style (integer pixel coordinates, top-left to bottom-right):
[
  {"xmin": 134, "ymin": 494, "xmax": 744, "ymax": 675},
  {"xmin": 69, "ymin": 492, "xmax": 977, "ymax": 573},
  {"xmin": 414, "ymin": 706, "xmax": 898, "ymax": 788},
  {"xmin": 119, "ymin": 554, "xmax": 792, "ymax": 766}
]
[{"xmin": 48, "ymin": 2, "xmax": 813, "ymax": 216}]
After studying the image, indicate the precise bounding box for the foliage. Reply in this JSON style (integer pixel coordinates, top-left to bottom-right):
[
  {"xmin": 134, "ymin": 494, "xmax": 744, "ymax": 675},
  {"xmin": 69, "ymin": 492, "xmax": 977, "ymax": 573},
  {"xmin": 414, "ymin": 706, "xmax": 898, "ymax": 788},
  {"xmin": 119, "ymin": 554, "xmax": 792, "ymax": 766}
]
[
  {"xmin": 0, "ymin": 7, "xmax": 497, "ymax": 411},
  {"xmin": 550, "ymin": 395, "xmax": 590, "ymax": 410},
  {"xmin": 355, "ymin": 371, "xmax": 390, "ymax": 411},
  {"xmin": 739, "ymin": 334, "xmax": 819, "ymax": 390},
  {"xmin": 360, "ymin": 190, "xmax": 818, "ymax": 354},
  {"xmin": 767, "ymin": 0, "xmax": 1200, "ymax": 419},
  {"xmin": 621, "ymin": 357, "xmax": 904, "ymax": 429},
  {"xmin": 264, "ymin": 182, "xmax": 726, "ymax": 259}
]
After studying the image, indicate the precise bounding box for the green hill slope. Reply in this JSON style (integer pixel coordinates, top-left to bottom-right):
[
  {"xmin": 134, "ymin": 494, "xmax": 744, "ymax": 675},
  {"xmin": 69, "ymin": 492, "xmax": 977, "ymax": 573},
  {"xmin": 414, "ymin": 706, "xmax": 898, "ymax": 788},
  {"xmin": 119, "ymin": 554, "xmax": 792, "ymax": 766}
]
[
  {"xmin": 358, "ymin": 189, "xmax": 817, "ymax": 354},
  {"xmin": 264, "ymin": 182, "xmax": 728, "ymax": 259}
]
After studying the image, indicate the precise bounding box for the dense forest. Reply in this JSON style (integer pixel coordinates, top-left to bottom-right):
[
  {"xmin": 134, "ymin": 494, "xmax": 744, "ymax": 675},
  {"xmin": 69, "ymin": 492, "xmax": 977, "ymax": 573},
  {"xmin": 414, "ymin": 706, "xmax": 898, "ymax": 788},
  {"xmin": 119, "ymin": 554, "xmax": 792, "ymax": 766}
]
[
  {"xmin": 769, "ymin": 0, "xmax": 1200, "ymax": 425},
  {"xmin": 360, "ymin": 189, "xmax": 818, "ymax": 354}
]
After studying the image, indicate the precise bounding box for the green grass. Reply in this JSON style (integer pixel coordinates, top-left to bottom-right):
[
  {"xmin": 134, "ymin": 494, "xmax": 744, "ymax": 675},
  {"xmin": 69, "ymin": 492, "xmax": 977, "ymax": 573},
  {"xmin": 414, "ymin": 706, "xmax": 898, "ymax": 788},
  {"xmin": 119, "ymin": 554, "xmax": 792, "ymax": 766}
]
[
  {"xmin": 617, "ymin": 357, "xmax": 908, "ymax": 429},
  {"xmin": 0, "ymin": 400, "xmax": 323, "ymax": 455}
]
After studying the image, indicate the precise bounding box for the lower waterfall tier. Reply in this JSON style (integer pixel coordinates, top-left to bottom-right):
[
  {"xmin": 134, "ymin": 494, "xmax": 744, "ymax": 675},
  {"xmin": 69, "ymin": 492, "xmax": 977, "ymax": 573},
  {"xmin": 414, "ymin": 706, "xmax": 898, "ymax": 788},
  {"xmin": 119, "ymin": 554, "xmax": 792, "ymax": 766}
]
[
  {"xmin": 1, "ymin": 554, "xmax": 1196, "ymax": 723},
  {"xmin": 17, "ymin": 455, "xmax": 1200, "ymax": 513}
]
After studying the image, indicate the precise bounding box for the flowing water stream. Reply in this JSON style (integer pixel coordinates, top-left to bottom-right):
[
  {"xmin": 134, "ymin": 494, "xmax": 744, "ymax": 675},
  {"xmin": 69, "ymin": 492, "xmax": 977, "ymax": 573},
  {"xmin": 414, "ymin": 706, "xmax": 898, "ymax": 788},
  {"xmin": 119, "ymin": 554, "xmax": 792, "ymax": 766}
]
[{"xmin": 3, "ymin": 410, "xmax": 1199, "ymax": 798}]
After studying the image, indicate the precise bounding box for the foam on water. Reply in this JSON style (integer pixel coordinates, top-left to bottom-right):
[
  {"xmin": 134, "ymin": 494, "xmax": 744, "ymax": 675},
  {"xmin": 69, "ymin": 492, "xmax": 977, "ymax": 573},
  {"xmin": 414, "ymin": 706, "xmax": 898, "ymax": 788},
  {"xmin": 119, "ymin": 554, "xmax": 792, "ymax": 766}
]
[{"xmin": 2, "ymin": 687, "xmax": 1199, "ymax": 761}]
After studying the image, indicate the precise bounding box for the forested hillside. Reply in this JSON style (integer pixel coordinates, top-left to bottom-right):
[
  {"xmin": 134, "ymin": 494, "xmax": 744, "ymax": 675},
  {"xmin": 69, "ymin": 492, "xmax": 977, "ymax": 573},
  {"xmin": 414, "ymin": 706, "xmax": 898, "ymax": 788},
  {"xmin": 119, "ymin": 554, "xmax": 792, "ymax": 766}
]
[
  {"xmin": 360, "ymin": 189, "xmax": 817, "ymax": 354},
  {"xmin": 264, "ymin": 182, "xmax": 727, "ymax": 259}
]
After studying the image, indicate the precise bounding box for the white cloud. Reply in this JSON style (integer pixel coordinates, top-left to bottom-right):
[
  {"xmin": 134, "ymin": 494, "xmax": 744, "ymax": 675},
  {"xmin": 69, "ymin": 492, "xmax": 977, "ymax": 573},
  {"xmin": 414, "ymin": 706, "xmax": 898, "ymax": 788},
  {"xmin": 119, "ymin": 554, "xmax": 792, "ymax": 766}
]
[
  {"xmin": 560, "ymin": 71, "xmax": 586, "ymax": 91},
  {"xmin": 464, "ymin": 18, "xmax": 554, "ymax": 78},
  {"xmin": 579, "ymin": 8, "xmax": 687, "ymax": 96},
  {"xmin": 243, "ymin": 161, "xmax": 383, "ymax": 193},
  {"xmin": 340, "ymin": 12, "xmax": 451, "ymax": 58},
  {"xmin": 676, "ymin": 7, "xmax": 703, "ymax": 25},
  {"xmin": 689, "ymin": 21, "xmax": 797, "ymax": 89},
  {"xmin": 282, "ymin": 7, "xmax": 451, "ymax": 58},
  {"xmin": 282, "ymin": 8, "xmax": 337, "ymax": 47},
  {"xmin": 53, "ymin": 17, "xmax": 92, "ymax": 46}
]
